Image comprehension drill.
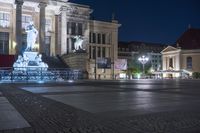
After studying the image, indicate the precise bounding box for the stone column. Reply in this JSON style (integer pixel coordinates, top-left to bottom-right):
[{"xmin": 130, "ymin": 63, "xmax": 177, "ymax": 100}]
[
  {"xmin": 60, "ymin": 7, "xmax": 67, "ymax": 55},
  {"xmin": 68, "ymin": 22, "xmax": 72, "ymax": 53},
  {"xmin": 162, "ymin": 56, "xmax": 166, "ymax": 70},
  {"xmin": 39, "ymin": 2, "xmax": 47, "ymax": 54},
  {"xmin": 15, "ymin": 0, "xmax": 23, "ymax": 55}
]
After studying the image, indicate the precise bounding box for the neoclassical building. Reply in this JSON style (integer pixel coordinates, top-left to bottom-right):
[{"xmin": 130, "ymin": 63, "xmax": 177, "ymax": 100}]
[
  {"xmin": 0, "ymin": 0, "xmax": 120, "ymax": 79},
  {"xmin": 161, "ymin": 28, "xmax": 200, "ymax": 78}
]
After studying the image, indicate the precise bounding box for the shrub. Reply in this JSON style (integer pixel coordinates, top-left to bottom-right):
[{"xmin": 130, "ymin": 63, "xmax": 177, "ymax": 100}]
[{"xmin": 192, "ymin": 72, "xmax": 200, "ymax": 79}]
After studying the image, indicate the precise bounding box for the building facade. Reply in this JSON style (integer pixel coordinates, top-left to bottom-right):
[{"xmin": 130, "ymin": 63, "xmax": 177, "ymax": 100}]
[
  {"xmin": 0, "ymin": 0, "xmax": 120, "ymax": 79},
  {"xmin": 161, "ymin": 28, "xmax": 200, "ymax": 78},
  {"xmin": 118, "ymin": 41, "xmax": 165, "ymax": 78},
  {"xmin": 161, "ymin": 46, "xmax": 200, "ymax": 78},
  {"xmin": 88, "ymin": 20, "xmax": 119, "ymax": 79}
]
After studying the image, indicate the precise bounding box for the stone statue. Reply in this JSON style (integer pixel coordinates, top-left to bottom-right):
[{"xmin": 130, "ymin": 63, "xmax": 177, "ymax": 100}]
[
  {"xmin": 35, "ymin": 54, "xmax": 42, "ymax": 65},
  {"xmin": 25, "ymin": 21, "xmax": 38, "ymax": 51},
  {"xmin": 73, "ymin": 36, "xmax": 84, "ymax": 51},
  {"xmin": 13, "ymin": 54, "xmax": 29, "ymax": 71},
  {"xmin": 35, "ymin": 54, "xmax": 48, "ymax": 70},
  {"xmin": 22, "ymin": 53, "xmax": 29, "ymax": 67},
  {"xmin": 13, "ymin": 55, "xmax": 23, "ymax": 70}
]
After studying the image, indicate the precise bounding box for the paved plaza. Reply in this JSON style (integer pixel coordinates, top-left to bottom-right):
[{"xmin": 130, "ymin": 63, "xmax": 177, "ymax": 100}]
[{"xmin": 1, "ymin": 79, "xmax": 200, "ymax": 133}]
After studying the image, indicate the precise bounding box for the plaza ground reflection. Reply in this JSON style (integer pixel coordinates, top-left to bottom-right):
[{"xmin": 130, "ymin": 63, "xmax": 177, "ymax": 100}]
[{"xmin": 21, "ymin": 79, "xmax": 200, "ymax": 117}]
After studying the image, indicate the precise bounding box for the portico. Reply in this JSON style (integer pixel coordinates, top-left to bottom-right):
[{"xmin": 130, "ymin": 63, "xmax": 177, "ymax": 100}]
[{"xmin": 161, "ymin": 45, "xmax": 200, "ymax": 78}]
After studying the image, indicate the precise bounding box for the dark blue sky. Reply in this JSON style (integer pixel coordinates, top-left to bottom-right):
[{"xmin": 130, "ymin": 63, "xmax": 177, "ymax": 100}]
[{"xmin": 71, "ymin": 0, "xmax": 200, "ymax": 44}]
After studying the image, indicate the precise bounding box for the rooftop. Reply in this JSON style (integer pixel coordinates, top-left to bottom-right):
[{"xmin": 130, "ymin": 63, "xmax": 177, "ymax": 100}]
[{"xmin": 176, "ymin": 28, "xmax": 200, "ymax": 49}]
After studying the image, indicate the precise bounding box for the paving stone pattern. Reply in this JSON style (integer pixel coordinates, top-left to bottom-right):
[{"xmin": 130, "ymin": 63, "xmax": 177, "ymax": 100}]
[
  {"xmin": 0, "ymin": 83, "xmax": 200, "ymax": 133},
  {"xmin": 102, "ymin": 111, "xmax": 200, "ymax": 133},
  {"xmin": 0, "ymin": 85, "xmax": 112, "ymax": 133}
]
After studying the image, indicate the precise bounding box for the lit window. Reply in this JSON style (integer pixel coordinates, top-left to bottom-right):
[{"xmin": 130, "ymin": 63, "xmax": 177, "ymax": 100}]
[
  {"xmin": 186, "ymin": 57, "xmax": 192, "ymax": 69},
  {"xmin": 0, "ymin": 12, "xmax": 10, "ymax": 28},
  {"xmin": 102, "ymin": 69, "xmax": 106, "ymax": 73},
  {"xmin": 0, "ymin": 32, "xmax": 9, "ymax": 54}
]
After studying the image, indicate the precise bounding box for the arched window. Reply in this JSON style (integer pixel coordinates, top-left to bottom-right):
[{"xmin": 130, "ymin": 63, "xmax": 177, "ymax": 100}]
[{"xmin": 186, "ymin": 57, "xmax": 192, "ymax": 69}]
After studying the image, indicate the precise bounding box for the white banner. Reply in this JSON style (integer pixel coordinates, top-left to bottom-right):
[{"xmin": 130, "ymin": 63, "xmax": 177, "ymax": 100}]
[{"xmin": 114, "ymin": 59, "xmax": 127, "ymax": 70}]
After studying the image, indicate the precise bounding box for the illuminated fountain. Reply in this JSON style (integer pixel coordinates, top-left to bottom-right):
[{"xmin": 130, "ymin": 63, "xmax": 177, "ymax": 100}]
[
  {"xmin": 11, "ymin": 21, "xmax": 50, "ymax": 81},
  {"xmin": 13, "ymin": 21, "xmax": 48, "ymax": 71},
  {"xmin": 0, "ymin": 22, "xmax": 83, "ymax": 82}
]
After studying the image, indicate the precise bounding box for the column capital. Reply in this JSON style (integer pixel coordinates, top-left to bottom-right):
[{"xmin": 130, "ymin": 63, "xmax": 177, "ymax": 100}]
[
  {"xmin": 38, "ymin": 2, "xmax": 47, "ymax": 8},
  {"xmin": 15, "ymin": 0, "xmax": 24, "ymax": 5}
]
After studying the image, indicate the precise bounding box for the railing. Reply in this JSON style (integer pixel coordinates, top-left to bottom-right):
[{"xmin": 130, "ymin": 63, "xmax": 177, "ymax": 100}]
[{"xmin": 0, "ymin": 67, "xmax": 84, "ymax": 82}]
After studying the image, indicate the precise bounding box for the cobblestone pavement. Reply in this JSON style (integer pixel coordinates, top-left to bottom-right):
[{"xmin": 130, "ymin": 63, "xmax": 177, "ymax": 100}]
[
  {"xmin": 0, "ymin": 80, "xmax": 200, "ymax": 133},
  {"xmin": 101, "ymin": 111, "xmax": 200, "ymax": 133},
  {"xmin": 0, "ymin": 84, "xmax": 112, "ymax": 133}
]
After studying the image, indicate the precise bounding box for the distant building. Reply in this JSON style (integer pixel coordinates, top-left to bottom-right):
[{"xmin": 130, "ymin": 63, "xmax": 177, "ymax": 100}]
[
  {"xmin": 161, "ymin": 28, "xmax": 200, "ymax": 78},
  {"xmin": 87, "ymin": 20, "xmax": 120, "ymax": 79},
  {"xmin": 0, "ymin": 0, "xmax": 120, "ymax": 79},
  {"xmin": 118, "ymin": 41, "xmax": 166, "ymax": 78}
]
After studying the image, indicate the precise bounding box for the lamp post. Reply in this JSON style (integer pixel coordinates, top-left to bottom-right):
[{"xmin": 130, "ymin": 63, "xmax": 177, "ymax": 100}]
[{"xmin": 138, "ymin": 55, "xmax": 149, "ymax": 74}]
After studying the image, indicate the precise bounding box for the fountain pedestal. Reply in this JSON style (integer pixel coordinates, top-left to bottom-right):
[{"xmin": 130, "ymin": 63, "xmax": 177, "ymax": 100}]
[
  {"xmin": 23, "ymin": 51, "xmax": 38, "ymax": 61},
  {"xmin": 13, "ymin": 52, "xmax": 48, "ymax": 71}
]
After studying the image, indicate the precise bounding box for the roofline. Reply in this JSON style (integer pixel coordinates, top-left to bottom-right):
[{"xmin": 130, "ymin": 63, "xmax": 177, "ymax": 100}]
[
  {"xmin": 90, "ymin": 20, "xmax": 121, "ymax": 27},
  {"xmin": 67, "ymin": 2, "xmax": 90, "ymax": 8},
  {"xmin": 119, "ymin": 40, "xmax": 167, "ymax": 46},
  {"xmin": 161, "ymin": 45, "xmax": 179, "ymax": 53}
]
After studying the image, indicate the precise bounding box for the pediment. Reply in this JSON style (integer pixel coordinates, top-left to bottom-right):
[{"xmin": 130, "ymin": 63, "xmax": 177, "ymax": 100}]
[{"xmin": 161, "ymin": 46, "xmax": 179, "ymax": 53}]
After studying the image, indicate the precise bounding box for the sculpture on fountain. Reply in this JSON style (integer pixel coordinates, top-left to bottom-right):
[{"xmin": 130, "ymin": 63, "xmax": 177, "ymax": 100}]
[
  {"xmin": 13, "ymin": 21, "xmax": 48, "ymax": 70},
  {"xmin": 35, "ymin": 54, "xmax": 48, "ymax": 70},
  {"xmin": 13, "ymin": 55, "xmax": 23, "ymax": 70},
  {"xmin": 25, "ymin": 21, "xmax": 38, "ymax": 51}
]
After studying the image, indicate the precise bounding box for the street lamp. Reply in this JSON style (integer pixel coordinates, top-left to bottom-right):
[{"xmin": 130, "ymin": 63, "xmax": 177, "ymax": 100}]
[{"xmin": 138, "ymin": 55, "xmax": 149, "ymax": 74}]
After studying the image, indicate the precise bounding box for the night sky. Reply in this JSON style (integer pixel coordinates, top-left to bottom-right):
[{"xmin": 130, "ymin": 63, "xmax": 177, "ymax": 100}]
[{"xmin": 71, "ymin": 0, "xmax": 200, "ymax": 44}]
